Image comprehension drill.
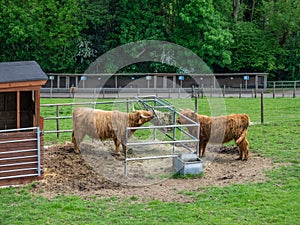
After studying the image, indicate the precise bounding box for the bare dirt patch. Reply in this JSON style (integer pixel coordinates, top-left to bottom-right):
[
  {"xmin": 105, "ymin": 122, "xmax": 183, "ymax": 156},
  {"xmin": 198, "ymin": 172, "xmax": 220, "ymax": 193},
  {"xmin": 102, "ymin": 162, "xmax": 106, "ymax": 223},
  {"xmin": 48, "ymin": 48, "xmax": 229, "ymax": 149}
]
[{"xmin": 32, "ymin": 142, "xmax": 274, "ymax": 202}]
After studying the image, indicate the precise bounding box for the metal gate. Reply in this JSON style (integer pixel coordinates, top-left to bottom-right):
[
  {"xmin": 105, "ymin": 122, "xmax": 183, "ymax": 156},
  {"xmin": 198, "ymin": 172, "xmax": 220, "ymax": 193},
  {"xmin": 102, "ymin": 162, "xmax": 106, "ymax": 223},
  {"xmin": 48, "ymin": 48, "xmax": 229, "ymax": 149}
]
[
  {"xmin": 124, "ymin": 96, "xmax": 200, "ymax": 176},
  {"xmin": 0, "ymin": 127, "xmax": 42, "ymax": 185}
]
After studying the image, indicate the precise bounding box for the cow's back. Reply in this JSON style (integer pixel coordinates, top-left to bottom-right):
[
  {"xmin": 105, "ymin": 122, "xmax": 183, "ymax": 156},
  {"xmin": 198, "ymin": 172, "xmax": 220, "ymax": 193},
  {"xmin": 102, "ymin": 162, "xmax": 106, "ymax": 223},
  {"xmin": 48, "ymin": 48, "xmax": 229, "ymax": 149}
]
[
  {"xmin": 93, "ymin": 110, "xmax": 129, "ymax": 140},
  {"xmin": 73, "ymin": 107, "xmax": 98, "ymax": 139}
]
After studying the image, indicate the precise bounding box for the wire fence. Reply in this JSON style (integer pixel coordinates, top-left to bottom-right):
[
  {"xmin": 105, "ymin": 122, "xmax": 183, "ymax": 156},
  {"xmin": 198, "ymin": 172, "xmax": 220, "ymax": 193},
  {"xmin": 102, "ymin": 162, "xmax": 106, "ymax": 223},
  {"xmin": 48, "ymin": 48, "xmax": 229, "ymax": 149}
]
[{"xmin": 40, "ymin": 94, "xmax": 299, "ymax": 144}]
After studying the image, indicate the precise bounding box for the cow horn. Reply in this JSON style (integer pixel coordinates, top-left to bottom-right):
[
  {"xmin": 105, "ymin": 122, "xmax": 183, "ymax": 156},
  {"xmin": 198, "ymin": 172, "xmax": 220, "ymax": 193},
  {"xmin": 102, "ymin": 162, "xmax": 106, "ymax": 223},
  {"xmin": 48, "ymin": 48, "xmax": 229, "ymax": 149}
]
[{"xmin": 141, "ymin": 114, "xmax": 152, "ymax": 119}]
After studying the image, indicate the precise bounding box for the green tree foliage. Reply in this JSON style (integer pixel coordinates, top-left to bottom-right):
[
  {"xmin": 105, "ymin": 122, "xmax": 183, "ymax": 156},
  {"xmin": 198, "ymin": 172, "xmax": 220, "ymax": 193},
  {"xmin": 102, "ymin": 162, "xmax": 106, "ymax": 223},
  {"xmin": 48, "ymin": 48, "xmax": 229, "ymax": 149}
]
[
  {"xmin": 0, "ymin": 0, "xmax": 299, "ymax": 79},
  {"xmin": 171, "ymin": 0, "xmax": 233, "ymax": 69},
  {"xmin": 262, "ymin": 0, "xmax": 300, "ymax": 80},
  {"xmin": 0, "ymin": 0, "xmax": 85, "ymax": 72},
  {"xmin": 228, "ymin": 22, "xmax": 279, "ymax": 75},
  {"xmin": 116, "ymin": 0, "xmax": 167, "ymax": 43}
]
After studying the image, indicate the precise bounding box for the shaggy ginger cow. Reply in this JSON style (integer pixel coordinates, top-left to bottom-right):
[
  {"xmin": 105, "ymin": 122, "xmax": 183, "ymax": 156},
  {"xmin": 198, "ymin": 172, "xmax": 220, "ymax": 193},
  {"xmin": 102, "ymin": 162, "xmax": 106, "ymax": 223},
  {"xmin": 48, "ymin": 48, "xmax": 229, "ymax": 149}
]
[
  {"xmin": 72, "ymin": 108, "xmax": 153, "ymax": 156},
  {"xmin": 177, "ymin": 109, "xmax": 250, "ymax": 160}
]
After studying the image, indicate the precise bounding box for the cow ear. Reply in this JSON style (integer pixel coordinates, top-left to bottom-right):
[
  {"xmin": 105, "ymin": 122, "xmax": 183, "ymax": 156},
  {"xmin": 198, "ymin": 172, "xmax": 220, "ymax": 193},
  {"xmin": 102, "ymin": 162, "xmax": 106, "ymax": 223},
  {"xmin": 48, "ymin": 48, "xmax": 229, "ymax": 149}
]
[{"xmin": 134, "ymin": 110, "xmax": 141, "ymax": 119}]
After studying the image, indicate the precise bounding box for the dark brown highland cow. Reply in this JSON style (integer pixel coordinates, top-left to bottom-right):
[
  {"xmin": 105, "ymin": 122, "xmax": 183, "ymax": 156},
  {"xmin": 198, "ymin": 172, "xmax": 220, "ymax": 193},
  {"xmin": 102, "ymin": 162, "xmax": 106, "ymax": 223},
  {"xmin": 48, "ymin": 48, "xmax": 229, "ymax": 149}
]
[{"xmin": 177, "ymin": 109, "xmax": 250, "ymax": 160}]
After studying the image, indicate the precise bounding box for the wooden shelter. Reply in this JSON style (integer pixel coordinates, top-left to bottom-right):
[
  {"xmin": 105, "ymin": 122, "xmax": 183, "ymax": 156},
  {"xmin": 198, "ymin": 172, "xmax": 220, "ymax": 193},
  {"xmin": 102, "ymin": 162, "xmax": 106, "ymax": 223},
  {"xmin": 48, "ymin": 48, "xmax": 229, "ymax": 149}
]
[{"xmin": 0, "ymin": 61, "xmax": 47, "ymax": 186}]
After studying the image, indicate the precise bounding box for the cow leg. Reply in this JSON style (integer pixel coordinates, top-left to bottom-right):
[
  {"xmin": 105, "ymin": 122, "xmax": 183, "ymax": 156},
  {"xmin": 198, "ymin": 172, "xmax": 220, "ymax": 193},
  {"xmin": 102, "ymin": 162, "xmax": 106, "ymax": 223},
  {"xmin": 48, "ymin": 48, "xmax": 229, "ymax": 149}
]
[
  {"xmin": 199, "ymin": 142, "xmax": 208, "ymax": 157},
  {"xmin": 121, "ymin": 143, "xmax": 127, "ymax": 156},
  {"xmin": 113, "ymin": 138, "xmax": 122, "ymax": 156},
  {"xmin": 235, "ymin": 138, "xmax": 242, "ymax": 160},
  {"xmin": 72, "ymin": 131, "xmax": 83, "ymax": 154},
  {"xmin": 237, "ymin": 139, "xmax": 249, "ymax": 160}
]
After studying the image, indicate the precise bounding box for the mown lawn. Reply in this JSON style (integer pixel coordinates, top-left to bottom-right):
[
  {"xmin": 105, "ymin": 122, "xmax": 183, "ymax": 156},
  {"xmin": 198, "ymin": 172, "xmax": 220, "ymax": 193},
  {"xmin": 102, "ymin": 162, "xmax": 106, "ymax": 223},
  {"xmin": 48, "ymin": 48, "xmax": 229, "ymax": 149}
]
[{"xmin": 1, "ymin": 97, "xmax": 299, "ymax": 224}]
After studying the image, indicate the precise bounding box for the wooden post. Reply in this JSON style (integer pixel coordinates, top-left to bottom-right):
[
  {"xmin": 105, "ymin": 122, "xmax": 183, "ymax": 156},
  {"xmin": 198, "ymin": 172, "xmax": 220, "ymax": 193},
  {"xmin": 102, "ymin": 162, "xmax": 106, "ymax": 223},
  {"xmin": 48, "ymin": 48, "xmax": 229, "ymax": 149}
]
[
  {"xmin": 273, "ymin": 81, "xmax": 276, "ymax": 98},
  {"xmin": 17, "ymin": 91, "xmax": 20, "ymax": 129},
  {"xmin": 293, "ymin": 81, "xmax": 296, "ymax": 98},
  {"xmin": 35, "ymin": 89, "xmax": 41, "ymax": 127},
  {"xmin": 126, "ymin": 99, "xmax": 129, "ymax": 113},
  {"xmin": 261, "ymin": 92, "xmax": 264, "ymax": 124},
  {"xmin": 56, "ymin": 105, "xmax": 60, "ymax": 138},
  {"xmin": 201, "ymin": 84, "xmax": 204, "ymax": 99},
  {"xmin": 115, "ymin": 75, "xmax": 118, "ymax": 88},
  {"xmin": 239, "ymin": 84, "xmax": 242, "ymax": 98},
  {"xmin": 223, "ymin": 85, "xmax": 226, "ymax": 98},
  {"xmin": 194, "ymin": 97, "xmax": 198, "ymax": 113}
]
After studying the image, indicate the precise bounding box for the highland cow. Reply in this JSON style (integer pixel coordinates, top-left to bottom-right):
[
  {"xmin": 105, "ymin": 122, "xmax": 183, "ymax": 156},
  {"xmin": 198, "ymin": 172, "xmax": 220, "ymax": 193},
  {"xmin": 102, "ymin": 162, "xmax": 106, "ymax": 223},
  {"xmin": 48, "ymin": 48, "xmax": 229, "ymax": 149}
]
[
  {"xmin": 177, "ymin": 109, "xmax": 250, "ymax": 160},
  {"xmin": 72, "ymin": 108, "xmax": 153, "ymax": 156}
]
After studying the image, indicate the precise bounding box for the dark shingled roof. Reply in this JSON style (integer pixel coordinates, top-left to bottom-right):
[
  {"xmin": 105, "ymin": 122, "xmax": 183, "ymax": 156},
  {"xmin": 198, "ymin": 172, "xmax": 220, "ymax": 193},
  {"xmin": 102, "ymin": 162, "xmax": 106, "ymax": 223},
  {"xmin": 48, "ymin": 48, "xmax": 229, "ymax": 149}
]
[{"xmin": 0, "ymin": 61, "xmax": 48, "ymax": 83}]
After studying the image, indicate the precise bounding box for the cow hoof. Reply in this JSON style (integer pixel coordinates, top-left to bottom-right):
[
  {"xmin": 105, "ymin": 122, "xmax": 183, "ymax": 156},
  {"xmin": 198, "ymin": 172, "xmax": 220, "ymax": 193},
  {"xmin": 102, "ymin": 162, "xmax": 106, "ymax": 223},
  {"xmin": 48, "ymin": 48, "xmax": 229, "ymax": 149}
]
[
  {"xmin": 116, "ymin": 156, "xmax": 124, "ymax": 161},
  {"xmin": 127, "ymin": 148, "xmax": 133, "ymax": 154},
  {"xmin": 73, "ymin": 149, "xmax": 80, "ymax": 154}
]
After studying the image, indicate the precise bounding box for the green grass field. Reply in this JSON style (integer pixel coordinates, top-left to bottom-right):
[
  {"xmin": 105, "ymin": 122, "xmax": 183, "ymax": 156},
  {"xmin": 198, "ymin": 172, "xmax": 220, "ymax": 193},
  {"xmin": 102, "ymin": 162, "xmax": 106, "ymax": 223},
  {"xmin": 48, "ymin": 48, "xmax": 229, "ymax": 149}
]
[{"xmin": 1, "ymin": 97, "xmax": 299, "ymax": 224}]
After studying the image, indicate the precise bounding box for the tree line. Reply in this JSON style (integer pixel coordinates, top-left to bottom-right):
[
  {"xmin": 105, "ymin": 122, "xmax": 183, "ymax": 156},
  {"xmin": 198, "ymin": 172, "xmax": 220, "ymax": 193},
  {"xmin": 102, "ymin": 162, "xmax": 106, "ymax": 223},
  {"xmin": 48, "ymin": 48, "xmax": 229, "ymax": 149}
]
[{"xmin": 0, "ymin": 0, "xmax": 299, "ymax": 80}]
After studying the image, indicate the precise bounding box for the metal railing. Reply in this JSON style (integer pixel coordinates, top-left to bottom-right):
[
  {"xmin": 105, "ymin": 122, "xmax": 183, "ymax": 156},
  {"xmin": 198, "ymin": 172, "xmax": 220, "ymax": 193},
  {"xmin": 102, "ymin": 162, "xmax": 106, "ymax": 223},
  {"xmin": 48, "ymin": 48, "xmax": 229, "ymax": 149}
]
[
  {"xmin": 0, "ymin": 127, "xmax": 41, "ymax": 180},
  {"xmin": 123, "ymin": 96, "xmax": 200, "ymax": 176},
  {"xmin": 41, "ymin": 100, "xmax": 136, "ymax": 137}
]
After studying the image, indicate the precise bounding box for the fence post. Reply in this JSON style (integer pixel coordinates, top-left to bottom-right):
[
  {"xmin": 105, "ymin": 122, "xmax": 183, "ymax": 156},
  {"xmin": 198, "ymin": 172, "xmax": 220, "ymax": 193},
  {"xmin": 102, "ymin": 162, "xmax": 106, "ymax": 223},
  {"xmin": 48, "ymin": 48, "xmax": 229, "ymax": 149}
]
[
  {"xmin": 239, "ymin": 84, "xmax": 242, "ymax": 98},
  {"xmin": 137, "ymin": 88, "xmax": 140, "ymax": 97},
  {"xmin": 201, "ymin": 84, "xmax": 204, "ymax": 99},
  {"xmin": 223, "ymin": 85, "xmax": 226, "ymax": 98},
  {"xmin": 261, "ymin": 92, "xmax": 264, "ymax": 124},
  {"xmin": 194, "ymin": 97, "xmax": 198, "ymax": 113},
  {"xmin": 56, "ymin": 105, "xmax": 60, "ymax": 137},
  {"xmin": 293, "ymin": 81, "xmax": 296, "ymax": 98},
  {"xmin": 282, "ymin": 87, "xmax": 285, "ymax": 98},
  {"xmin": 273, "ymin": 81, "xmax": 276, "ymax": 98},
  {"xmin": 126, "ymin": 99, "xmax": 129, "ymax": 113}
]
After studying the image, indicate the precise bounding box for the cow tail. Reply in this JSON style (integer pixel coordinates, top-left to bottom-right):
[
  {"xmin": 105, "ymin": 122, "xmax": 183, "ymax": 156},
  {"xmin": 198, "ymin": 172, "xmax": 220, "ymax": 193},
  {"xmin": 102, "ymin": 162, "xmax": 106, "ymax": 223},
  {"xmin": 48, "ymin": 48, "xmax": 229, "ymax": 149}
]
[
  {"xmin": 236, "ymin": 115, "xmax": 250, "ymax": 144},
  {"xmin": 236, "ymin": 130, "xmax": 247, "ymax": 144},
  {"xmin": 72, "ymin": 131, "xmax": 75, "ymax": 143}
]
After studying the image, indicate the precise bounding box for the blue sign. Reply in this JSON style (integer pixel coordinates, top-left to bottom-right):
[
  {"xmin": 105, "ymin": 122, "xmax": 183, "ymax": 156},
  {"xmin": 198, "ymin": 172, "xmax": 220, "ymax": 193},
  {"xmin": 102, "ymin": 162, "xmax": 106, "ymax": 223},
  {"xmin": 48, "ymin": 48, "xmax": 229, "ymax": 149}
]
[
  {"xmin": 178, "ymin": 75, "xmax": 184, "ymax": 81},
  {"xmin": 244, "ymin": 75, "xmax": 249, "ymax": 81},
  {"xmin": 81, "ymin": 75, "xmax": 87, "ymax": 81}
]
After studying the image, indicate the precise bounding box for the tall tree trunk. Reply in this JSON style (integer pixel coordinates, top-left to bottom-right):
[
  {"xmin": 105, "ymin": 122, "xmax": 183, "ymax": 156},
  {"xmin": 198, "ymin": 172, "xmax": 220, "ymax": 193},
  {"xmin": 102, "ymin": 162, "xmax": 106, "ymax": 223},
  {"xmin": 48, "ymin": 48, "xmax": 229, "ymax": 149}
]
[
  {"xmin": 250, "ymin": 0, "xmax": 255, "ymax": 22},
  {"xmin": 233, "ymin": 0, "xmax": 241, "ymax": 23}
]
